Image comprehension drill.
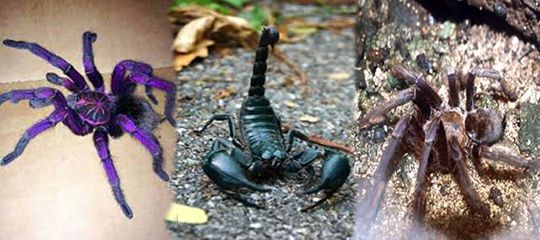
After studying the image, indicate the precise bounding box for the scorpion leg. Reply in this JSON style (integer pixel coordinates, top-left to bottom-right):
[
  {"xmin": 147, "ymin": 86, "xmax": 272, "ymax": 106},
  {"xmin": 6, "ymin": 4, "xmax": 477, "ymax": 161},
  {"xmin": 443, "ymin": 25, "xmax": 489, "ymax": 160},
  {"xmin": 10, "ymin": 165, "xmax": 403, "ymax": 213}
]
[
  {"xmin": 1, "ymin": 110, "xmax": 66, "ymax": 166},
  {"xmin": 301, "ymin": 149, "xmax": 351, "ymax": 212},
  {"xmin": 284, "ymin": 148, "xmax": 319, "ymax": 187},
  {"xmin": 355, "ymin": 115, "xmax": 410, "ymax": 235},
  {"xmin": 116, "ymin": 114, "xmax": 169, "ymax": 181},
  {"xmin": 82, "ymin": 32, "xmax": 105, "ymax": 92},
  {"xmin": 93, "ymin": 128, "xmax": 133, "ymax": 218},
  {"xmin": 3, "ymin": 39, "xmax": 88, "ymax": 92},
  {"xmin": 203, "ymin": 139, "xmax": 270, "ymax": 208},
  {"xmin": 196, "ymin": 114, "xmax": 243, "ymax": 147}
]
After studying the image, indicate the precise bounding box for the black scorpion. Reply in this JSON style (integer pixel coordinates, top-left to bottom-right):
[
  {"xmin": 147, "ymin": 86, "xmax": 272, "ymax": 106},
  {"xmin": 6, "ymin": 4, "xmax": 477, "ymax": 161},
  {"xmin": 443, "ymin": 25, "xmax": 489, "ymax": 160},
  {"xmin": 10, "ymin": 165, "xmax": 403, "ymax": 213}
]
[{"xmin": 196, "ymin": 26, "xmax": 351, "ymax": 211}]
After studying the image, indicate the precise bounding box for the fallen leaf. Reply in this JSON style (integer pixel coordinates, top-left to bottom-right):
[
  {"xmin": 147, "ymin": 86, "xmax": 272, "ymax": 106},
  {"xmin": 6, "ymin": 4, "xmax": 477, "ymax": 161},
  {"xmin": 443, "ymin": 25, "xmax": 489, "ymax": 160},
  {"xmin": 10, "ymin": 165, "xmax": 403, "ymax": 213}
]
[
  {"xmin": 326, "ymin": 72, "xmax": 350, "ymax": 80},
  {"xmin": 173, "ymin": 16, "xmax": 216, "ymax": 53},
  {"xmin": 284, "ymin": 100, "xmax": 298, "ymax": 108},
  {"xmin": 165, "ymin": 203, "xmax": 208, "ymax": 224},
  {"xmin": 173, "ymin": 40, "xmax": 214, "ymax": 71},
  {"xmin": 300, "ymin": 114, "xmax": 320, "ymax": 123},
  {"xmin": 214, "ymin": 87, "xmax": 237, "ymax": 99}
]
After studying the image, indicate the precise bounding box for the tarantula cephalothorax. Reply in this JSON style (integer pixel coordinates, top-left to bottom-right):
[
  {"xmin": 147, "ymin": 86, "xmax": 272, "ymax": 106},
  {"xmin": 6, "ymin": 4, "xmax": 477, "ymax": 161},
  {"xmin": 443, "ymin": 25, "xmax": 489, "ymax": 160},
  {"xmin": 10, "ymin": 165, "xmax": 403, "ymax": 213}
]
[
  {"xmin": 355, "ymin": 66, "xmax": 539, "ymax": 234},
  {"xmin": 0, "ymin": 32, "xmax": 176, "ymax": 218},
  {"xmin": 196, "ymin": 26, "xmax": 351, "ymax": 211}
]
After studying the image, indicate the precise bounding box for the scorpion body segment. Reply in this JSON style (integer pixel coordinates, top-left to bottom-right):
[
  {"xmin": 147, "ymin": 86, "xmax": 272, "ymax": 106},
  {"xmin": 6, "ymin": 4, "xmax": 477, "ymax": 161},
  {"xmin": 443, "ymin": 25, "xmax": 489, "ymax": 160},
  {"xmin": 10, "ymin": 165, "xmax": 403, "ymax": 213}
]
[{"xmin": 196, "ymin": 26, "xmax": 351, "ymax": 211}]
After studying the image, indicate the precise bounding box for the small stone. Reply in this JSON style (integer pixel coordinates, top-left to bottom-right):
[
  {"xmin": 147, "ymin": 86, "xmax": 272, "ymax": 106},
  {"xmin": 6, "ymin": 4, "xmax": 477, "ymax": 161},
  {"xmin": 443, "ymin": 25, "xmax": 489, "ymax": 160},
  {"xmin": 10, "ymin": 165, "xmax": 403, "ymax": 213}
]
[
  {"xmin": 489, "ymin": 187, "xmax": 504, "ymax": 207},
  {"xmin": 249, "ymin": 223, "xmax": 263, "ymax": 229}
]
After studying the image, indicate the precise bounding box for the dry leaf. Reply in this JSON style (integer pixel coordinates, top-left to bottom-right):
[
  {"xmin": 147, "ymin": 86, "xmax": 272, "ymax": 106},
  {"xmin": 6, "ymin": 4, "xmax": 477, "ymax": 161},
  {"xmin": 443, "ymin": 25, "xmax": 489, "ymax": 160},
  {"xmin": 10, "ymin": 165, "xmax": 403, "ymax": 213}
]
[
  {"xmin": 173, "ymin": 40, "xmax": 214, "ymax": 71},
  {"xmin": 165, "ymin": 202, "xmax": 208, "ymax": 224},
  {"xmin": 174, "ymin": 16, "xmax": 216, "ymax": 53},
  {"xmin": 214, "ymin": 87, "xmax": 237, "ymax": 99},
  {"xmin": 284, "ymin": 100, "xmax": 298, "ymax": 108},
  {"xmin": 170, "ymin": 7, "xmax": 258, "ymax": 71},
  {"xmin": 326, "ymin": 72, "xmax": 350, "ymax": 80},
  {"xmin": 300, "ymin": 114, "xmax": 320, "ymax": 123}
]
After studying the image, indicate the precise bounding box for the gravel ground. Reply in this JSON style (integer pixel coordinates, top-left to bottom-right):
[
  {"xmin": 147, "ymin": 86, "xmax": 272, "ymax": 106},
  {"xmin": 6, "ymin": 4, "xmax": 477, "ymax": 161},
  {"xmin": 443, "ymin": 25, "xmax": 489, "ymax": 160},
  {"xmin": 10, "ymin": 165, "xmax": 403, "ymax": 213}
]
[
  {"xmin": 354, "ymin": 0, "xmax": 540, "ymax": 239},
  {"xmin": 168, "ymin": 7, "xmax": 357, "ymax": 239}
]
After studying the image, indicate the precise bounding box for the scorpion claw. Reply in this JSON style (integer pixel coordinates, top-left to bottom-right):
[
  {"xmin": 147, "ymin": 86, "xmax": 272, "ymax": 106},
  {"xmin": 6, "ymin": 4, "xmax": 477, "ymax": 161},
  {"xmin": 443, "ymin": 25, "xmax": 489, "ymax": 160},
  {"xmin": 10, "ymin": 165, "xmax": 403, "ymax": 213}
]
[
  {"xmin": 203, "ymin": 149, "xmax": 271, "ymax": 193},
  {"xmin": 301, "ymin": 150, "xmax": 350, "ymax": 210}
]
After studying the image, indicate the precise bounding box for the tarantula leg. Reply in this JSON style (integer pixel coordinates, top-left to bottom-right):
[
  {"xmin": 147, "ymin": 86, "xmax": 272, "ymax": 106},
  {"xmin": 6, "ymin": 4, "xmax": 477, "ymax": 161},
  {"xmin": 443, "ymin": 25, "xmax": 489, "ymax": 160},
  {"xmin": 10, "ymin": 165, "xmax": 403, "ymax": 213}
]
[
  {"xmin": 62, "ymin": 110, "xmax": 94, "ymax": 136},
  {"xmin": 412, "ymin": 117, "xmax": 440, "ymax": 225},
  {"xmin": 468, "ymin": 68, "xmax": 518, "ymax": 102},
  {"xmin": 1, "ymin": 110, "xmax": 66, "ymax": 166},
  {"xmin": 45, "ymin": 72, "xmax": 78, "ymax": 92},
  {"xmin": 447, "ymin": 73, "xmax": 460, "ymax": 107},
  {"xmin": 93, "ymin": 129, "xmax": 133, "ymax": 218},
  {"xmin": 116, "ymin": 114, "xmax": 169, "ymax": 181},
  {"xmin": 391, "ymin": 66, "xmax": 442, "ymax": 116},
  {"xmin": 82, "ymin": 32, "xmax": 104, "ymax": 92},
  {"xmin": 131, "ymin": 73, "xmax": 176, "ymax": 125},
  {"xmin": 478, "ymin": 145, "xmax": 539, "ymax": 170},
  {"xmin": 356, "ymin": 115, "xmax": 410, "ymax": 234},
  {"xmin": 358, "ymin": 88, "xmax": 415, "ymax": 129},
  {"xmin": 196, "ymin": 114, "xmax": 243, "ymax": 148},
  {"xmin": 3, "ymin": 39, "xmax": 87, "ymax": 92},
  {"xmin": 0, "ymin": 87, "xmax": 67, "ymax": 109},
  {"xmin": 301, "ymin": 150, "xmax": 351, "ymax": 212},
  {"xmin": 111, "ymin": 60, "xmax": 176, "ymax": 125},
  {"xmin": 451, "ymin": 138, "xmax": 490, "ymax": 215}
]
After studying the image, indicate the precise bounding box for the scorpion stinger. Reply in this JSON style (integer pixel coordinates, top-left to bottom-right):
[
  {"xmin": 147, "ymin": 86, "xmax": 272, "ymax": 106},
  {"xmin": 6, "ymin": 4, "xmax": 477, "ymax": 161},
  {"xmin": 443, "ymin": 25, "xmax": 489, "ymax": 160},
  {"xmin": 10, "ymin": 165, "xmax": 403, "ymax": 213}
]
[{"xmin": 197, "ymin": 26, "xmax": 351, "ymax": 210}]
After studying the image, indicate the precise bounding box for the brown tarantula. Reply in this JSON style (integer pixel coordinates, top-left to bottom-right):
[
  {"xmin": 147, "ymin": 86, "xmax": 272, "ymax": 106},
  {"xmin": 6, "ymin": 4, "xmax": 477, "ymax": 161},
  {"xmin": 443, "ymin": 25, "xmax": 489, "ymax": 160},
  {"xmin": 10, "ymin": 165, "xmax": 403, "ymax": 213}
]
[{"xmin": 355, "ymin": 65, "xmax": 539, "ymax": 234}]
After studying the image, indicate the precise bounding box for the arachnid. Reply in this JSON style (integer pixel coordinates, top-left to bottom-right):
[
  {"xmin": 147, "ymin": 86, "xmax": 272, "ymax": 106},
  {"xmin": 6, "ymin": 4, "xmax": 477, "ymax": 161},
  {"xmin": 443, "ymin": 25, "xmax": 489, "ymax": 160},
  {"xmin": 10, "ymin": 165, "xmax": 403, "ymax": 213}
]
[
  {"xmin": 356, "ymin": 66, "xmax": 539, "ymax": 233},
  {"xmin": 196, "ymin": 26, "xmax": 351, "ymax": 211},
  {"xmin": 0, "ymin": 32, "xmax": 176, "ymax": 218}
]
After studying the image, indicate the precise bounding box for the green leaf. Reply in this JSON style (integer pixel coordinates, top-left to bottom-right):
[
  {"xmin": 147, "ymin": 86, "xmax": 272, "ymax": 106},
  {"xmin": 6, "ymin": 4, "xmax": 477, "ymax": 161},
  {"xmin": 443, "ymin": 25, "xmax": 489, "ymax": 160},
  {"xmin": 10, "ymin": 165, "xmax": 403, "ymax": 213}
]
[
  {"xmin": 220, "ymin": 0, "xmax": 247, "ymax": 8},
  {"xmin": 239, "ymin": 6, "xmax": 267, "ymax": 31}
]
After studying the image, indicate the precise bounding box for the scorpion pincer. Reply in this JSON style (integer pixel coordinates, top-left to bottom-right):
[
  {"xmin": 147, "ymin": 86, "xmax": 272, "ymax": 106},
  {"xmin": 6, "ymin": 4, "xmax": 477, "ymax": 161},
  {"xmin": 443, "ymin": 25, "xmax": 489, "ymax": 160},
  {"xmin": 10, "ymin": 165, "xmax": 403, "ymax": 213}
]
[{"xmin": 196, "ymin": 26, "xmax": 351, "ymax": 211}]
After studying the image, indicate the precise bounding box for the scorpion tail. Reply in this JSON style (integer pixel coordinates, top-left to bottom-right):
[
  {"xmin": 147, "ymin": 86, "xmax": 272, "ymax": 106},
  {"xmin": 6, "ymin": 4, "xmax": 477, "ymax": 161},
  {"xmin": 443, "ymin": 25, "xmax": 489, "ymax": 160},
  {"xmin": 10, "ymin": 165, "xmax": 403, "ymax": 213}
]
[{"xmin": 248, "ymin": 26, "xmax": 280, "ymax": 97}]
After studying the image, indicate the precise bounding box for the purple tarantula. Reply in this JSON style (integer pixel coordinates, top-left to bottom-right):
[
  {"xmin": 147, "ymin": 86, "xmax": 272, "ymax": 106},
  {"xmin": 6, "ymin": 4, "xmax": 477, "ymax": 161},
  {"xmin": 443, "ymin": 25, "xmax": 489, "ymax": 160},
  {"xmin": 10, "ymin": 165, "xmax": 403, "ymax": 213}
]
[{"xmin": 0, "ymin": 31, "xmax": 175, "ymax": 218}]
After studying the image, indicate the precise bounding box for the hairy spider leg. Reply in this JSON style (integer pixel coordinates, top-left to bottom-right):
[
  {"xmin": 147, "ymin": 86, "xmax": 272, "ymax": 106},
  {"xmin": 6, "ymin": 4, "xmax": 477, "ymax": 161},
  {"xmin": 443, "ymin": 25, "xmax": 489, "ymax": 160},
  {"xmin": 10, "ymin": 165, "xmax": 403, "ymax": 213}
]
[
  {"xmin": 358, "ymin": 88, "xmax": 415, "ymax": 129},
  {"xmin": 447, "ymin": 73, "xmax": 460, "ymax": 107},
  {"xmin": 0, "ymin": 87, "xmax": 66, "ymax": 109},
  {"xmin": 3, "ymin": 40, "xmax": 88, "ymax": 92},
  {"xmin": 128, "ymin": 73, "xmax": 176, "ymax": 125},
  {"xmin": 45, "ymin": 73, "xmax": 78, "ymax": 92},
  {"xmin": 450, "ymin": 137, "xmax": 490, "ymax": 216},
  {"xmin": 0, "ymin": 88, "xmax": 71, "ymax": 165},
  {"xmin": 82, "ymin": 32, "xmax": 104, "ymax": 92},
  {"xmin": 410, "ymin": 117, "xmax": 440, "ymax": 234},
  {"xmin": 196, "ymin": 114, "xmax": 243, "ymax": 148},
  {"xmin": 3, "ymin": 87, "xmax": 94, "ymax": 136},
  {"xmin": 1, "ymin": 110, "xmax": 66, "ymax": 166},
  {"xmin": 93, "ymin": 129, "xmax": 133, "ymax": 218},
  {"xmin": 355, "ymin": 115, "xmax": 411, "ymax": 236},
  {"xmin": 116, "ymin": 114, "xmax": 169, "ymax": 181},
  {"xmin": 111, "ymin": 60, "xmax": 176, "ymax": 125},
  {"xmin": 477, "ymin": 145, "xmax": 540, "ymax": 171}
]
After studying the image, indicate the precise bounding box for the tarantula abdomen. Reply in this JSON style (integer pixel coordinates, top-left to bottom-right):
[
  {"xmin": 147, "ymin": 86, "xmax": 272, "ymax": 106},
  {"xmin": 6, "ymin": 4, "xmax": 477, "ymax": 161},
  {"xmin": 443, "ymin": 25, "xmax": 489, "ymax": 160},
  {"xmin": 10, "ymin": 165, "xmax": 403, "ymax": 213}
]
[
  {"xmin": 108, "ymin": 95, "xmax": 160, "ymax": 138},
  {"xmin": 465, "ymin": 108, "xmax": 504, "ymax": 145}
]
